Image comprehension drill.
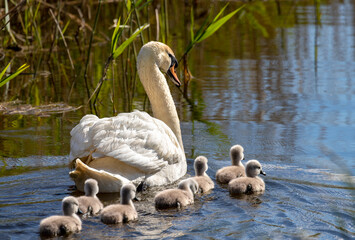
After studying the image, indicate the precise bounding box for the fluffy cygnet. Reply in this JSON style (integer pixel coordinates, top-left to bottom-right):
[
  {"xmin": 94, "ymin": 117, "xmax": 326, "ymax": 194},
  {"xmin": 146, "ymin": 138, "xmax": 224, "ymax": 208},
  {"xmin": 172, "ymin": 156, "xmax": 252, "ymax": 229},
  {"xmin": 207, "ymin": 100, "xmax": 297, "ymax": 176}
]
[
  {"xmin": 192, "ymin": 156, "xmax": 214, "ymax": 193},
  {"xmin": 154, "ymin": 178, "xmax": 199, "ymax": 209},
  {"xmin": 216, "ymin": 145, "xmax": 245, "ymax": 184},
  {"xmin": 100, "ymin": 183, "xmax": 138, "ymax": 224},
  {"xmin": 77, "ymin": 178, "xmax": 103, "ymax": 216},
  {"xmin": 228, "ymin": 159, "xmax": 266, "ymax": 195},
  {"xmin": 39, "ymin": 196, "xmax": 82, "ymax": 237}
]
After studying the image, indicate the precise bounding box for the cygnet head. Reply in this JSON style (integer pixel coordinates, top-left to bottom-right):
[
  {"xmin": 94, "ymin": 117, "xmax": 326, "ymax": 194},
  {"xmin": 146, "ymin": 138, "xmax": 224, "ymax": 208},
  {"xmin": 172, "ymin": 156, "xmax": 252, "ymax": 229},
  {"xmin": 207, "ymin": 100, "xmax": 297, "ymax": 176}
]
[
  {"xmin": 120, "ymin": 183, "xmax": 136, "ymax": 205},
  {"xmin": 178, "ymin": 178, "xmax": 199, "ymax": 195},
  {"xmin": 84, "ymin": 178, "xmax": 99, "ymax": 197},
  {"xmin": 245, "ymin": 160, "xmax": 266, "ymax": 178},
  {"xmin": 194, "ymin": 156, "xmax": 208, "ymax": 176},
  {"xmin": 230, "ymin": 145, "xmax": 244, "ymax": 166},
  {"xmin": 137, "ymin": 41, "xmax": 180, "ymax": 87},
  {"xmin": 62, "ymin": 196, "xmax": 80, "ymax": 216}
]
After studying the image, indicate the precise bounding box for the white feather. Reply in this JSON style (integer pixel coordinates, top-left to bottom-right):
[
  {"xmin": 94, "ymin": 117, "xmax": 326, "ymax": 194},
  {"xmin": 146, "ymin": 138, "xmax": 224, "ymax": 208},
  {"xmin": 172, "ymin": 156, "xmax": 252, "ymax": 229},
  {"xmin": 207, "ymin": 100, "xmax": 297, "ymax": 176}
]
[{"xmin": 70, "ymin": 111, "xmax": 182, "ymax": 174}]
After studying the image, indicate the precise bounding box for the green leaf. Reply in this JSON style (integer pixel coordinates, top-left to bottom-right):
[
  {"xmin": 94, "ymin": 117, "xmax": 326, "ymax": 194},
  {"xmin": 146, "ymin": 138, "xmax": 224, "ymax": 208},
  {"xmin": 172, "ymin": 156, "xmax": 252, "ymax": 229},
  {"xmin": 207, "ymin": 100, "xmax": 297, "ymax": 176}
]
[
  {"xmin": 111, "ymin": 17, "xmax": 121, "ymax": 53},
  {"xmin": 0, "ymin": 62, "xmax": 11, "ymax": 81},
  {"xmin": 184, "ymin": 10, "xmax": 212, "ymax": 56},
  {"xmin": 126, "ymin": 0, "xmax": 131, "ymax": 12},
  {"xmin": 197, "ymin": 5, "xmax": 244, "ymax": 43},
  {"xmin": 62, "ymin": 20, "xmax": 71, "ymax": 35},
  {"xmin": 213, "ymin": 3, "xmax": 229, "ymax": 22},
  {"xmin": 0, "ymin": 63, "xmax": 29, "ymax": 88},
  {"xmin": 111, "ymin": 13, "xmax": 132, "ymax": 54},
  {"xmin": 112, "ymin": 23, "xmax": 149, "ymax": 59}
]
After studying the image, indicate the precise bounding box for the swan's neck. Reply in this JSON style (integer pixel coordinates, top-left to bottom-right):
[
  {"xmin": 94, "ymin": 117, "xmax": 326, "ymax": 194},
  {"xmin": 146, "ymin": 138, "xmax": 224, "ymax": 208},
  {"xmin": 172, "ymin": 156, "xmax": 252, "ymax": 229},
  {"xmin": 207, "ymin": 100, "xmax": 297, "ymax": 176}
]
[{"xmin": 138, "ymin": 60, "xmax": 183, "ymax": 150}]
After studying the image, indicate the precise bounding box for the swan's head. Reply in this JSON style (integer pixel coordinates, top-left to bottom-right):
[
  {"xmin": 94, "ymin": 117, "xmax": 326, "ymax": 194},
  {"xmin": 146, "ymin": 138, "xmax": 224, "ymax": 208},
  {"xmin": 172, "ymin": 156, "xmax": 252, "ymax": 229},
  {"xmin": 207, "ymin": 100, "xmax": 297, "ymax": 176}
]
[
  {"xmin": 62, "ymin": 196, "xmax": 80, "ymax": 216},
  {"xmin": 245, "ymin": 160, "xmax": 266, "ymax": 178},
  {"xmin": 194, "ymin": 156, "xmax": 208, "ymax": 176},
  {"xmin": 84, "ymin": 178, "xmax": 99, "ymax": 197},
  {"xmin": 137, "ymin": 41, "xmax": 181, "ymax": 87},
  {"xmin": 230, "ymin": 144, "xmax": 244, "ymax": 165}
]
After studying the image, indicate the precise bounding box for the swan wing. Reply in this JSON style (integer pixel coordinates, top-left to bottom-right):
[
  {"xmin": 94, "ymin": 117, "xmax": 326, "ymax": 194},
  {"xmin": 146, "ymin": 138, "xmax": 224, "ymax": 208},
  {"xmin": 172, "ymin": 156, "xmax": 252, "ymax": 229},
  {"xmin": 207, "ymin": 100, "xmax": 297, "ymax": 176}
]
[
  {"xmin": 70, "ymin": 111, "xmax": 183, "ymax": 174},
  {"xmin": 69, "ymin": 114, "xmax": 99, "ymax": 161}
]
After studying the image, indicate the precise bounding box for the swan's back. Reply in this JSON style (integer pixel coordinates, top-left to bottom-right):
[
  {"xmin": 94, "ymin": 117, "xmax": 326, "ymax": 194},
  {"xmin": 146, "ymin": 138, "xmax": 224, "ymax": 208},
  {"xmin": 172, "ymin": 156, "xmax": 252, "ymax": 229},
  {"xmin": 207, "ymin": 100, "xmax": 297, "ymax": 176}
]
[{"xmin": 70, "ymin": 111, "xmax": 184, "ymax": 174}]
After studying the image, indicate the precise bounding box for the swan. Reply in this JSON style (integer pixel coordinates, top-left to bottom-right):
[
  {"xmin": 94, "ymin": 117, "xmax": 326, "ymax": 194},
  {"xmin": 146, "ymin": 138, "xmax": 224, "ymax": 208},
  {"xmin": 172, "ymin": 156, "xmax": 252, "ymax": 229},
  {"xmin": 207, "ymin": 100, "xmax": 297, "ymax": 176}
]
[
  {"xmin": 69, "ymin": 41, "xmax": 186, "ymax": 193},
  {"xmin": 228, "ymin": 160, "xmax": 266, "ymax": 195},
  {"xmin": 192, "ymin": 156, "xmax": 214, "ymax": 193},
  {"xmin": 39, "ymin": 196, "xmax": 82, "ymax": 237},
  {"xmin": 216, "ymin": 145, "xmax": 245, "ymax": 184}
]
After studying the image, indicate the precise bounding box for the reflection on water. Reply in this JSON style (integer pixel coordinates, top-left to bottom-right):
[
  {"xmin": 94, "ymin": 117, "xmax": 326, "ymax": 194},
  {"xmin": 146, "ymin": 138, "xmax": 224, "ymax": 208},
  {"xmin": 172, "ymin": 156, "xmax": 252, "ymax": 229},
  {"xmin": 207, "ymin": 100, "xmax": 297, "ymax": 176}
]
[{"xmin": 0, "ymin": 0, "xmax": 355, "ymax": 239}]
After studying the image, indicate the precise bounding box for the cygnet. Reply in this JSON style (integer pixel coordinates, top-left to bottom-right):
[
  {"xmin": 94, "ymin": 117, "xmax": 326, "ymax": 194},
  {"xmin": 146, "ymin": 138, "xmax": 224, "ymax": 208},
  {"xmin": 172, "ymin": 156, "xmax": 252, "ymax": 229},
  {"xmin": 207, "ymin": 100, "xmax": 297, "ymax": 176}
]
[
  {"xmin": 228, "ymin": 159, "xmax": 266, "ymax": 195},
  {"xmin": 192, "ymin": 156, "xmax": 214, "ymax": 193},
  {"xmin": 100, "ymin": 183, "xmax": 137, "ymax": 224},
  {"xmin": 39, "ymin": 196, "xmax": 82, "ymax": 237},
  {"xmin": 77, "ymin": 178, "xmax": 103, "ymax": 216},
  {"xmin": 216, "ymin": 144, "xmax": 245, "ymax": 184},
  {"xmin": 154, "ymin": 178, "xmax": 199, "ymax": 209}
]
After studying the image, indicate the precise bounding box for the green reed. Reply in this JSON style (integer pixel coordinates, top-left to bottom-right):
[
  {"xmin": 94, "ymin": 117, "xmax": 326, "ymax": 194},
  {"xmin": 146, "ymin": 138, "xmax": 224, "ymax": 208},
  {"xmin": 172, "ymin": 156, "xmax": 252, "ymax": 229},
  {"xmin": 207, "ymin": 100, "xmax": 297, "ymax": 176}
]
[
  {"xmin": 0, "ymin": 62, "xmax": 29, "ymax": 88},
  {"xmin": 181, "ymin": 3, "xmax": 245, "ymax": 96}
]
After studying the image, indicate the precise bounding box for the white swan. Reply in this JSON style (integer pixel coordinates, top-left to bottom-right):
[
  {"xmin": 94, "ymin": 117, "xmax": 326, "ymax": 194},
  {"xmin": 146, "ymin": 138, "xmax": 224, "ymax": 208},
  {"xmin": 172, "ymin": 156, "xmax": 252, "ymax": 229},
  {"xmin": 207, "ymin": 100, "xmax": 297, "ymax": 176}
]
[{"xmin": 69, "ymin": 41, "xmax": 186, "ymax": 193}]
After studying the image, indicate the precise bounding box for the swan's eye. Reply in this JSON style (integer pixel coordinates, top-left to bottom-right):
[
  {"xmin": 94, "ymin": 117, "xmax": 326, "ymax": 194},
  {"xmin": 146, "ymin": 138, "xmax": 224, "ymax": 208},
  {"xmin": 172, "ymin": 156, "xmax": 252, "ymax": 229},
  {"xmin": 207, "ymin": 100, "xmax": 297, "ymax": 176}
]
[{"xmin": 168, "ymin": 53, "xmax": 178, "ymax": 69}]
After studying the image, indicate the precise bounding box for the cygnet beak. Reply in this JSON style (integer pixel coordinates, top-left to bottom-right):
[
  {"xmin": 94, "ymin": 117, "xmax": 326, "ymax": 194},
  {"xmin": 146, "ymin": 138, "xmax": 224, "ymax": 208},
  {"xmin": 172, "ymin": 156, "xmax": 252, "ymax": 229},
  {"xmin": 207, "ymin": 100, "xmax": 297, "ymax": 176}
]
[{"xmin": 77, "ymin": 208, "xmax": 84, "ymax": 215}]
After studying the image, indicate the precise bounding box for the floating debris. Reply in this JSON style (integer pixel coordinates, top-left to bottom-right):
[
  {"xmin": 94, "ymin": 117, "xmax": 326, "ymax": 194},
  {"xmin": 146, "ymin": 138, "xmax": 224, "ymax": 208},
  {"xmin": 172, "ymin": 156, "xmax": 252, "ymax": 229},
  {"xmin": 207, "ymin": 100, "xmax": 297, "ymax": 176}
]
[{"xmin": 0, "ymin": 100, "xmax": 81, "ymax": 116}]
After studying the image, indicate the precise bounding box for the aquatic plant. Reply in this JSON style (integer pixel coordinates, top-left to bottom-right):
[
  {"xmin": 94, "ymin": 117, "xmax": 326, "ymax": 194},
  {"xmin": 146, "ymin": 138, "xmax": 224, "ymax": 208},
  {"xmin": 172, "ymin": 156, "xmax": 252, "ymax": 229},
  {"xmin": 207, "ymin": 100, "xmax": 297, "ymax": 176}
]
[
  {"xmin": 0, "ymin": 62, "xmax": 29, "ymax": 88},
  {"xmin": 180, "ymin": 3, "xmax": 245, "ymax": 96},
  {"xmin": 87, "ymin": 0, "xmax": 150, "ymax": 114}
]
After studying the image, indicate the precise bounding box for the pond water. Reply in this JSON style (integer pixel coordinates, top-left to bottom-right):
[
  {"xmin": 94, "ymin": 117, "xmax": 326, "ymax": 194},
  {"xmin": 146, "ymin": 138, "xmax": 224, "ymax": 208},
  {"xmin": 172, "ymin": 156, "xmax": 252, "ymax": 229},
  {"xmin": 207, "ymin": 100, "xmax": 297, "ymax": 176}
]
[{"xmin": 0, "ymin": 0, "xmax": 354, "ymax": 239}]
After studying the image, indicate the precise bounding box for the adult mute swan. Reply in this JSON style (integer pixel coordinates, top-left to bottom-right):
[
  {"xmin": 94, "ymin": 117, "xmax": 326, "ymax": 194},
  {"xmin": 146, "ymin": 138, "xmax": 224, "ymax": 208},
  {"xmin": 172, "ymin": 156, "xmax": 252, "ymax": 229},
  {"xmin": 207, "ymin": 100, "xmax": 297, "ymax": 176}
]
[{"xmin": 69, "ymin": 41, "xmax": 186, "ymax": 193}]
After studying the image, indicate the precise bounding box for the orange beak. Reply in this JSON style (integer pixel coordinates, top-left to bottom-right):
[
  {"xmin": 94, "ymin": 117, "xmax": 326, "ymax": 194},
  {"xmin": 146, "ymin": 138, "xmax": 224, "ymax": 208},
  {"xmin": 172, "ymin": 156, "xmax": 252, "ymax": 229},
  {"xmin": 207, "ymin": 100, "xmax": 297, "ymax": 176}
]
[{"xmin": 167, "ymin": 64, "xmax": 181, "ymax": 87}]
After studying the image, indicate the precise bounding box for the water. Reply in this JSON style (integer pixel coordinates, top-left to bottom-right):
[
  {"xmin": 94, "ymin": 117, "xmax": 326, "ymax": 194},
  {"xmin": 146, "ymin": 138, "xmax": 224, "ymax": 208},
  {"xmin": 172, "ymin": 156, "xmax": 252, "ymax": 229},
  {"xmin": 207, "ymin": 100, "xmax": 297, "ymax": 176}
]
[{"xmin": 0, "ymin": 1, "xmax": 354, "ymax": 239}]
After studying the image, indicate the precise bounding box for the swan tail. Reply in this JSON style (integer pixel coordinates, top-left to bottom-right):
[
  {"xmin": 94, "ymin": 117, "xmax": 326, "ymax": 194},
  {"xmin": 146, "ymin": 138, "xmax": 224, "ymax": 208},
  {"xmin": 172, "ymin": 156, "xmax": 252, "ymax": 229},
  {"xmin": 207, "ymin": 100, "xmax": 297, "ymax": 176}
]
[{"xmin": 69, "ymin": 159, "xmax": 130, "ymax": 193}]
